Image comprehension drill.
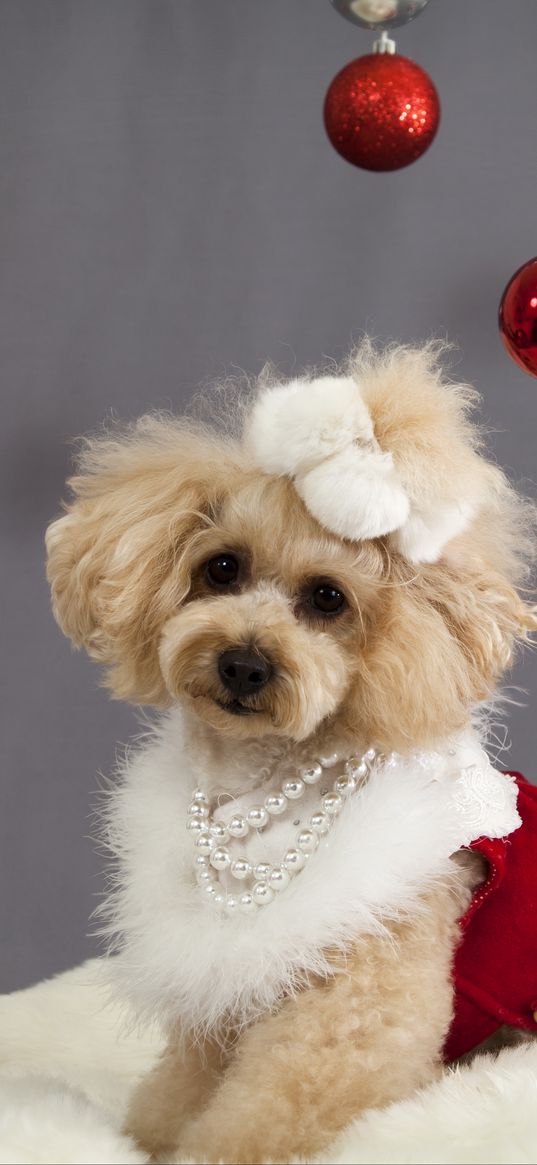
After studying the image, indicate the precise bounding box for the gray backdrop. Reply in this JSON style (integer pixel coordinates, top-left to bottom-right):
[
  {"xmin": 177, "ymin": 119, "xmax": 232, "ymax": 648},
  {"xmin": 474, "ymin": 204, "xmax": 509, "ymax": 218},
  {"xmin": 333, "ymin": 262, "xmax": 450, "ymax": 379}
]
[{"xmin": 1, "ymin": 0, "xmax": 536, "ymax": 992}]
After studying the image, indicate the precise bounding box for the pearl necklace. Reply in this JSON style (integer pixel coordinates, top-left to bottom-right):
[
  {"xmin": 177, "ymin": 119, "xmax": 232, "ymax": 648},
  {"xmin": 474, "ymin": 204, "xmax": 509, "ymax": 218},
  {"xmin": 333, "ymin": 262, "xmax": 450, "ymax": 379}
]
[{"xmin": 186, "ymin": 746, "xmax": 377, "ymax": 915}]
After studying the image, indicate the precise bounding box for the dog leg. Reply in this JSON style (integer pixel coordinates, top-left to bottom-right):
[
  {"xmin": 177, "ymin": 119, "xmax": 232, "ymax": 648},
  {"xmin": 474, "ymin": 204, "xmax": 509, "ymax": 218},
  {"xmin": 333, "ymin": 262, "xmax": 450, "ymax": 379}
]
[
  {"xmin": 124, "ymin": 1031, "xmax": 225, "ymax": 1159},
  {"xmin": 172, "ymin": 876, "xmax": 471, "ymax": 1164}
]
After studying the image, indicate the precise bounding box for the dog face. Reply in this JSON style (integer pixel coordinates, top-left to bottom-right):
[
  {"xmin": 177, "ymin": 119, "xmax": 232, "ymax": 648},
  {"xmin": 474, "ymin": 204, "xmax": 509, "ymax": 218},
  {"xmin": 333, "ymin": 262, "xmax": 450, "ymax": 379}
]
[
  {"xmin": 157, "ymin": 473, "xmax": 387, "ymax": 741},
  {"xmin": 46, "ymin": 348, "xmax": 535, "ymax": 751}
]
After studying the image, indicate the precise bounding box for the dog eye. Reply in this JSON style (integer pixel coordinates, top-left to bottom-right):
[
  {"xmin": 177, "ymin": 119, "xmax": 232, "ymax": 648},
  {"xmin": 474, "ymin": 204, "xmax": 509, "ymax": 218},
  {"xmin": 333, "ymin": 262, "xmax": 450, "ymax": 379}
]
[
  {"xmin": 310, "ymin": 583, "xmax": 346, "ymax": 615},
  {"xmin": 205, "ymin": 554, "xmax": 240, "ymax": 587}
]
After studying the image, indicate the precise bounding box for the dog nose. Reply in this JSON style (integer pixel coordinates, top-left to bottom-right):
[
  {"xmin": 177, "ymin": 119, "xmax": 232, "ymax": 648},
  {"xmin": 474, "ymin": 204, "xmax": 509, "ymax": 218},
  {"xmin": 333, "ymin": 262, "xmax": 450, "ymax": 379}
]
[{"xmin": 218, "ymin": 648, "xmax": 272, "ymax": 697}]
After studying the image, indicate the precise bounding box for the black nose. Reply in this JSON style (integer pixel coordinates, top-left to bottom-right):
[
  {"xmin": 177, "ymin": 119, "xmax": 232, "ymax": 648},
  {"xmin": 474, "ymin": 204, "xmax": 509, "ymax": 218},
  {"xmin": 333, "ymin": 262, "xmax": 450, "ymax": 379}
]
[{"xmin": 218, "ymin": 648, "xmax": 272, "ymax": 697}]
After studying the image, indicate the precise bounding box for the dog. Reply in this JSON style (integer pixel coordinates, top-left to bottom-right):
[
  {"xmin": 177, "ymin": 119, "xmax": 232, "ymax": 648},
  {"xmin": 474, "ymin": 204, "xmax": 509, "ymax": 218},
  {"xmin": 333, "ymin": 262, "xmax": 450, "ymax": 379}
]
[{"xmin": 46, "ymin": 342, "xmax": 535, "ymax": 1164}]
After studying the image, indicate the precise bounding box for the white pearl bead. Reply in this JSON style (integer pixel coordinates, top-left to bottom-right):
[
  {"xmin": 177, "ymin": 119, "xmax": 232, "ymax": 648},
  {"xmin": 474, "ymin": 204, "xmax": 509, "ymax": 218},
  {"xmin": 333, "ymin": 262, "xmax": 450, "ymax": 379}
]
[
  {"xmin": 188, "ymin": 803, "xmax": 209, "ymax": 819},
  {"xmin": 265, "ymin": 793, "xmax": 287, "ymax": 815},
  {"xmin": 310, "ymin": 810, "xmax": 330, "ymax": 835},
  {"xmin": 228, "ymin": 815, "xmax": 249, "ymax": 838},
  {"xmin": 195, "ymin": 854, "xmax": 210, "ymax": 868},
  {"xmin": 296, "ymin": 829, "xmax": 318, "ymax": 854},
  {"xmin": 345, "ymin": 759, "xmax": 367, "ymax": 779},
  {"xmin": 186, "ymin": 818, "xmax": 205, "ymax": 834},
  {"xmin": 269, "ymin": 866, "xmax": 291, "ymax": 891},
  {"xmin": 209, "ymin": 820, "xmax": 230, "ymax": 843},
  {"xmin": 282, "ymin": 777, "xmax": 305, "ymax": 800},
  {"xmin": 322, "ymin": 792, "xmax": 343, "ymax": 816},
  {"xmin": 210, "ymin": 846, "xmax": 231, "ymax": 871},
  {"xmin": 283, "ymin": 848, "xmax": 306, "ymax": 873},
  {"xmin": 190, "ymin": 745, "xmax": 376, "ymax": 911},
  {"xmin": 318, "ymin": 751, "xmax": 339, "ymax": 768},
  {"xmin": 195, "ymin": 832, "xmax": 216, "ymax": 853},
  {"xmin": 301, "ymin": 763, "xmax": 322, "ymax": 784},
  {"xmin": 191, "ymin": 788, "xmax": 210, "ymax": 805},
  {"xmin": 252, "ymin": 881, "xmax": 274, "ymax": 906},
  {"xmin": 230, "ymin": 858, "xmax": 251, "ymax": 881},
  {"xmin": 247, "ymin": 805, "xmax": 269, "ymax": 829},
  {"xmin": 335, "ymin": 773, "xmax": 357, "ymax": 797},
  {"xmin": 239, "ymin": 892, "xmax": 257, "ymax": 914}
]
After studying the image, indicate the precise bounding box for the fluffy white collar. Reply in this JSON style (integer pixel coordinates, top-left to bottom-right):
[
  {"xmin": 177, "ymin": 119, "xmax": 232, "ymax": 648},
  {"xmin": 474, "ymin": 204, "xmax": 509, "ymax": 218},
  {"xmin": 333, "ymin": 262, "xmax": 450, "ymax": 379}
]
[{"xmin": 102, "ymin": 710, "xmax": 520, "ymax": 1034}]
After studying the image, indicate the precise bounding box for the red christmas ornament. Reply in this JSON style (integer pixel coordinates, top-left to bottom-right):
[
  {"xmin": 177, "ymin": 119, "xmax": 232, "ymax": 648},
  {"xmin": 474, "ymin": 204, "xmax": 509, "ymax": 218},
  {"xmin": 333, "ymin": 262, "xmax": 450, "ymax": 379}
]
[
  {"xmin": 324, "ymin": 52, "xmax": 440, "ymax": 172},
  {"xmin": 499, "ymin": 257, "xmax": 537, "ymax": 377}
]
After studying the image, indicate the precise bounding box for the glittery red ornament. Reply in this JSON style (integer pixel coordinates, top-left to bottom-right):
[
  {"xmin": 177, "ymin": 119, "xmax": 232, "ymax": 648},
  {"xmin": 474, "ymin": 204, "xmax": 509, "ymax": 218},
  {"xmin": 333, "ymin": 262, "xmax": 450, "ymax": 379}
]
[
  {"xmin": 324, "ymin": 52, "xmax": 440, "ymax": 172},
  {"xmin": 499, "ymin": 257, "xmax": 537, "ymax": 377}
]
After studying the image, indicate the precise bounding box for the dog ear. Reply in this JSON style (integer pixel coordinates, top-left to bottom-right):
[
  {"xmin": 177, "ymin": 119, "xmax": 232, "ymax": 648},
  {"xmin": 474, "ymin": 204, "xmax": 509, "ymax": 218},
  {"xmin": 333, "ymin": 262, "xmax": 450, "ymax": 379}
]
[
  {"xmin": 420, "ymin": 559, "xmax": 537, "ymax": 699},
  {"xmin": 46, "ymin": 417, "xmax": 237, "ymax": 704},
  {"xmin": 353, "ymin": 554, "xmax": 537, "ymax": 751}
]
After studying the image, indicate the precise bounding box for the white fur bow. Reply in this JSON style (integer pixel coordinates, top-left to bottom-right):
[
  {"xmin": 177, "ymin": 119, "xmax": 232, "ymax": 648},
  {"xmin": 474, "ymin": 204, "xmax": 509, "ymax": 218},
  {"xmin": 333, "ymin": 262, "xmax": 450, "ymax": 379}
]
[{"xmin": 247, "ymin": 376, "xmax": 473, "ymax": 562}]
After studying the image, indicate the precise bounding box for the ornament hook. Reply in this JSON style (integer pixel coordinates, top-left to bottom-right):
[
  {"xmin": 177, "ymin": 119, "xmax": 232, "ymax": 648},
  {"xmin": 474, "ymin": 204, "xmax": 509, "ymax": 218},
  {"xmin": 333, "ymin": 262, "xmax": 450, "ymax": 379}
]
[{"xmin": 373, "ymin": 29, "xmax": 396, "ymax": 53}]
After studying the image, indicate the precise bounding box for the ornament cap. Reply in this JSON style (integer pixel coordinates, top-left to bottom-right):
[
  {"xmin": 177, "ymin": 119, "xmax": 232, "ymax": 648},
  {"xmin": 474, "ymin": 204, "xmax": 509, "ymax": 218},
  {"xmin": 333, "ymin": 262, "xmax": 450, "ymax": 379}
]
[{"xmin": 373, "ymin": 30, "xmax": 396, "ymax": 53}]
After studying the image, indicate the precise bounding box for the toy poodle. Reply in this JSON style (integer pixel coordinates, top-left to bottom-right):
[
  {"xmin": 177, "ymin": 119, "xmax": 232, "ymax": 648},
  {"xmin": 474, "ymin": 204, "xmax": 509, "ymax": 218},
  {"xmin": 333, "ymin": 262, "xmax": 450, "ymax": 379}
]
[{"xmin": 46, "ymin": 342, "xmax": 535, "ymax": 1164}]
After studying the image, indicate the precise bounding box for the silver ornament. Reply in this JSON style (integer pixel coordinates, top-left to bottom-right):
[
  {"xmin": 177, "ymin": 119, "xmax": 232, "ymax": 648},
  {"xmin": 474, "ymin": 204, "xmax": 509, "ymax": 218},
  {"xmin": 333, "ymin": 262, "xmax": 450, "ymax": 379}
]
[{"xmin": 330, "ymin": 0, "xmax": 431, "ymax": 31}]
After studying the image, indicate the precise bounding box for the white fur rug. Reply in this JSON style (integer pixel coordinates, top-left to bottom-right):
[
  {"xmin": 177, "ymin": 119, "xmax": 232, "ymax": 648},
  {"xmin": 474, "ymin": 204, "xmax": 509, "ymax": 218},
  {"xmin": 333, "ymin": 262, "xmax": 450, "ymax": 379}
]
[{"xmin": 1, "ymin": 960, "xmax": 537, "ymax": 1164}]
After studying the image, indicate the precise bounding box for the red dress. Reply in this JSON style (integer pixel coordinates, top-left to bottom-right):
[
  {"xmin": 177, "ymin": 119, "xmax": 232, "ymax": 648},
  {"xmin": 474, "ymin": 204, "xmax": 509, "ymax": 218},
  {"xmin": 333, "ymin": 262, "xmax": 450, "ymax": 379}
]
[{"xmin": 445, "ymin": 774, "xmax": 537, "ymax": 1061}]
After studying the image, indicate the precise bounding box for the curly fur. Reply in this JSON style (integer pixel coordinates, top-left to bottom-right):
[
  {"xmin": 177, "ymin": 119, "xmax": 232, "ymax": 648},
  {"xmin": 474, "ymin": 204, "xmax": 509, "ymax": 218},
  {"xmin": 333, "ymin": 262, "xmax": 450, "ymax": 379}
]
[
  {"xmin": 45, "ymin": 342, "xmax": 537, "ymax": 1163},
  {"xmin": 126, "ymin": 877, "xmax": 470, "ymax": 1165},
  {"xmin": 47, "ymin": 343, "xmax": 535, "ymax": 741}
]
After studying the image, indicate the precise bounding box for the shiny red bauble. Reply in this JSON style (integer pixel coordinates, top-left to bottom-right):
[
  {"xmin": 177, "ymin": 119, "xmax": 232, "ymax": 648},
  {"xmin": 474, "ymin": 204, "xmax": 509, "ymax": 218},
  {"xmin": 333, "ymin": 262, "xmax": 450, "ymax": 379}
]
[
  {"xmin": 324, "ymin": 52, "xmax": 440, "ymax": 172},
  {"xmin": 499, "ymin": 257, "xmax": 537, "ymax": 377}
]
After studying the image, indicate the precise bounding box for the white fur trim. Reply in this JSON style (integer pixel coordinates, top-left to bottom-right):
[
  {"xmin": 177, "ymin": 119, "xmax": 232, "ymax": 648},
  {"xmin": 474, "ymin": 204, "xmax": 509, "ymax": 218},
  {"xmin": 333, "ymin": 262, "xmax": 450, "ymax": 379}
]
[{"xmin": 101, "ymin": 710, "xmax": 520, "ymax": 1035}]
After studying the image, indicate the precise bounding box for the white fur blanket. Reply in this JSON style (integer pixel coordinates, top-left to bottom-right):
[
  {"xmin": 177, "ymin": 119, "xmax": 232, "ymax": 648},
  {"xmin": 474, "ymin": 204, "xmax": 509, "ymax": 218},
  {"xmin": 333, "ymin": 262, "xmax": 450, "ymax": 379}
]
[{"xmin": 1, "ymin": 959, "xmax": 537, "ymax": 1164}]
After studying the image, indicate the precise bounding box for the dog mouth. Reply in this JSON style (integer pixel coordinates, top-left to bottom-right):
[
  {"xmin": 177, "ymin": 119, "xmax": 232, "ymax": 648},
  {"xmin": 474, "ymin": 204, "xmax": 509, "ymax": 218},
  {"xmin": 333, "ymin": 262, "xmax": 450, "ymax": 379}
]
[{"xmin": 214, "ymin": 698, "xmax": 260, "ymax": 717}]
